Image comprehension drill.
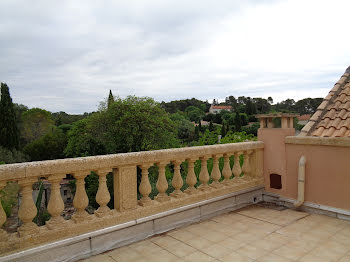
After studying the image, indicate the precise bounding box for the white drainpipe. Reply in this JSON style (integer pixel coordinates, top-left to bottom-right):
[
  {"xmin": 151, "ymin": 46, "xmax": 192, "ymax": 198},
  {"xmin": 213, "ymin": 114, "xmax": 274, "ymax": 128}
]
[{"xmin": 294, "ymin": 156, "xmax": 306, "ymax": 208}]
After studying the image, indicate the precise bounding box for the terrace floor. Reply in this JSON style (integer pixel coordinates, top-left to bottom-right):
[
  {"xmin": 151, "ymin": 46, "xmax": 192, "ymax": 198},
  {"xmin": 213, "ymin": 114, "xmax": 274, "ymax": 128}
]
[{"xmin": 81, "ymin": 205, "xmax": 350, "ymax": 262}]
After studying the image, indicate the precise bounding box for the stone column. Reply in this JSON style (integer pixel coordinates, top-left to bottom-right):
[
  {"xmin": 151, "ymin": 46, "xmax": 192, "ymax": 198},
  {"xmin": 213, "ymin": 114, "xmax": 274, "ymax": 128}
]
[
  {"xmin": 267, "ymin": 118, "xmax": 274, "ymax": 128},
  {"xmin": 281, "ymin": 117, "xmax": 289, "ymax": 128},
  {"xmin": 210, "ymin": 155, "xmax": 223, "ymax": 188},
  {"xmin": 222, "ymin": 154, "xmax": 232, "ymax": 184},
  {"xmin": 0, "ymin": 181, "xmax": 8, "ymax": 240},
  {"xmin": 155, "ymin": 162, "xmax": 170, "ymax": 202},
  {"xmin": 171, "ymin": 160, "xmax": 184, "ymax": 198},
  {"xmin": 289, "ymin": 117, "xmax": 294, "ymax": 128},
  {"xmin": 18, "ymin": 178, "xmax": 38, "ymax": 235},
  {"xmin": 72, "ymin": 171, "xmax": 90, "ymax": 223},
  {"xmin": 114, "ymin": 166, "xmax": 137, "ymax": 212},
  {"xmin": 185, "ymin": 158, "xmax": 198, "ymax": 194},
  {"xmin": 46, "ymin": 174, "xmax": 66, "ymax": 230},
  {"xmin": 198, "ymin": 156, "xmax": 210, "ymax": 190},
  {"xmin": 241, "ymin": 151, "xmax": 252, "ymax": 181},
  {"xmin": 95, "ymin": 169, "xmax": 112, "ymax": 217},
  {"xmin": 139, "ymin": 164, "xmax": 153, "ymax": 206},
  {"xmin": 232, "ymin": 152, "xmax": 242, "ymax": 182}
]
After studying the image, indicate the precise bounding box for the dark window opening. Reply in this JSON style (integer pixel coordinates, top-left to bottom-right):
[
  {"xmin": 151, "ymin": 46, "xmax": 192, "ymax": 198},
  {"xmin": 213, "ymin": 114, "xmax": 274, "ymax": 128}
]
[{"xmin": 270, "ymin": 173, "xmax": 282, "ymax": 189}]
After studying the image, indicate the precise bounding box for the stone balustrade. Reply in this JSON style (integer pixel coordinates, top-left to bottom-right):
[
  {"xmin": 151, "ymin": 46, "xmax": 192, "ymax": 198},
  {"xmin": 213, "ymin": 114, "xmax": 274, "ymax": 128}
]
[{"xmin": 0, "ymin": 141, "xmax": 264, "ymax": 255}]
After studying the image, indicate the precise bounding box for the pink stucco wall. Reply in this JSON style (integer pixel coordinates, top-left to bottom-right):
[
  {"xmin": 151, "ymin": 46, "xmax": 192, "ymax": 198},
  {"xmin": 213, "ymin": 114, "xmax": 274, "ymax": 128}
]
[
  {"xmin": 285, "ymin": 143, "xmax": 350, "ymax": 210},
  {"xmin": 259, "ymin": 127, "xmax": 350, "ymax": 211}
]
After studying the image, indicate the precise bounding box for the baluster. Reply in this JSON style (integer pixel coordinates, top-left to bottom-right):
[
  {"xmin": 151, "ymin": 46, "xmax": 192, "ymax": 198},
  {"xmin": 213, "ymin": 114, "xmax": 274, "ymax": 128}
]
[
  {"xmin": 18, "ymin": 178, "xmax": 38, "ymax": 235},
  {"xmin": 185, "ymin": 158, "xmax": 197, "ymax": 194},
  {"xmin": 171, "ymin": 160, "xmax": 184, "ymax": 198},
  {"xmin": 95, "ymin": 169, "xmax": 112, "ymax": 217},
  {"xmin": 46, "ymin": 174, "xmax": 65, "ymax": 229},
  {"xmin": 0, "ymin": 181, "xmax": 8, "ymax": 240},
  {"xmin": 155, "ymin": 162, "xmax": 170, "ymax": 202},
  {"xmin": 72, "ymin": 171, "xmax": 90, "ymax": 223},
  {"xmin": 139, "ymin": 164, "xmax": 153, "ymax": 206},
  {"xmin": 198, "ymin": 156, "xmax": 210, "ymax": 190},
  {"xmin": 211, "ymin": 155, "xmax": 223, "ymax": 188},
  {"xmin": 241, "ymin": 151, "xmax": 253, "ymax": 181},
  {"xmin": 222, "ymin": 154, "xmax": 232, "ymax": 184},
  {"xmin": 232, "ymin": 152, "xmax": 242, "ymax": 182}
]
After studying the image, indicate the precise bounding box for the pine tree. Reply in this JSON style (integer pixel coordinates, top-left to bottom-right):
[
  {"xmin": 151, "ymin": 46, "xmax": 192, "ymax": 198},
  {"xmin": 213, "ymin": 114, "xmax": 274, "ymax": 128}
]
[
  {"xmin": 194, "ymin": 125, "xmax": 199, "ymax": 140},
  {"xmin": 221, "ymin": 122, "xmax": 226, "ymax": 137},
  {"xmin": 234, "ymin": 113, "xmax": 242, "ymax": 132},
  {"xmin": 209, "ymin": 120, "xmax": 214, "ymax": 132},
  {"xmin": 108, "ymin": 90, "xmax": 114, "ymax": 109},
  {"xmin": 0, "ymin": 83, "xmax": 19, "ymax": 149},
  {"xmin": 198, "ymin": 120, "xmax": 202, "ymax": 132}
]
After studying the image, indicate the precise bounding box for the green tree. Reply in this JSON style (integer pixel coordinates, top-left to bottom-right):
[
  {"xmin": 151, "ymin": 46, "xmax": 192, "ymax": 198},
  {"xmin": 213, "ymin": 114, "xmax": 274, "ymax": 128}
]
[
  {"xmin": 23, "ymin": 128, "xmax": 67, "ymax": 161},
  {"xmin": 21, "ymin": 108, "xmax": 55, "ymax": 144},
  {"xmin": 221, "ymin": 122, "xmax": 226, "ymax": 137},
  {"xmin": 0, "ymin": 83, "xmax": 19, "ymax": 149},
  {"xmin": 209, "ymin": 120, "xmax": 214, "ymax": 131},
  {"xmin": 65, "ymin": 96, "xmax": 180, "ymax": 157},
  {"xmin": 234, "ymin": 113, "xmax": 242, "ymax": 132}
]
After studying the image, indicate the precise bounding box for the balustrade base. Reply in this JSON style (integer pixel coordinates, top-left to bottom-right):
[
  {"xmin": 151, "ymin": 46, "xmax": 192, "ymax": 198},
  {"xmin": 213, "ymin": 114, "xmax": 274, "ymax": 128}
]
[
  {"xmin": 138, "ymin": 198, "xmax": 153, "ymax": 207},
  {"xmin": 46, "ymin": 216, "xmax": 66, "ymax": 230},
  {"xmin": 198, "ymin": 184, "xmax": 211, "ymax": 191},
  {"xmin": 184, "ymin": 187, "xmax": 198, "ymax": 195},
  {"xmin": 154, "ymin": 194, "xmax": 170, "ymax": 202},
  {"xmin": 72, "ymin": 211, "xmax": 91, "ymax": 223},
  {"xmin": 210, "ymin": 181, "xmax": 224, "ymax": 189},
  {"xmin": 94, "ymin": 207, "xmax": 113, "ymax": 218},
  {"xmin": 170, "ymin": 190, "xmax": 184, "ymax": 198},
  {"xmin": 18, "ymin": 222, "xmax": 39, "ymax": 236}
]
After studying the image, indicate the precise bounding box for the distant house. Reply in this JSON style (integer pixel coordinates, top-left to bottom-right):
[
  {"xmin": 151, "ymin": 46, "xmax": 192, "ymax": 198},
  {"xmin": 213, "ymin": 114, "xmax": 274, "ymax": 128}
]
[
  {"xmin": 297, "ymin": 114, "xmax": 311, "ymax": 125},
  {"xmin": 209, "ymin": 105, "xmax": 232, "ymax": 114}
]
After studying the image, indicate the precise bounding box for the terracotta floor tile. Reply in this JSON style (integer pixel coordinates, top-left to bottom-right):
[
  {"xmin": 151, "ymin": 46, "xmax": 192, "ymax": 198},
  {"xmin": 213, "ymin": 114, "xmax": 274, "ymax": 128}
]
[
  {"xmin": 219, "ymin": 251, "xmax": 253, "ymax": 262},
  {"xmin": 201, "ymin": 243, "xmax": 232, "ymax": 259},
  {"xmin": 109, "ymin": 248, "xmax": 144, "ymax": 262},
  {"xmin": 79, "ymin": 205, "xmax": 350, "ymax": 262},
  {"xmin": 236, "ymin": 245, "xmax": 268, "ymax": 260},
  {"xmin": 309, "ymin": 246, "xmax": 346, "ymax": 261},
  {"xmin": 150, "ymin": 235, "xmax": 181, "ymax": 248},
  {"xmin": 81, "ymin": 254, "xmax": 116, "ymax": 262},
  {"xmin": 216, "ymin": 237, "xmax": 245, "ymax": 251},
  {"xmin": 232, "ymin": 231, "xmax": 261, "ymax": 243},
  {"xmin": 257, "ymin": 253, "xmax": 292, "ymax": 262},
  {"xmin": 251, "ymin": 238, "xmax": 284, "ymax": 251},
  {"xmin": 183, "ymin": 251, "xmax": 216, "ymax": 262},
  {"xmin": 298, "ymin": 253, "xmax": 334, "ymax": 262},
  {"xmin": 331, "ymin": 232, "xmax": 350, "ymax": 246},
  {"xmin": 201, "ymin": 230, "xmax": 228, "ymax": 242},
  {"xmin": 163, "ymin": 242, "xmax": 197, "ymax": 257},
  {"xmin": 318, "ymin": 240, "xmax": 350, "ymax": 254},
  {"xmin": 145, "ymin": 249, "xmax": 180, "ymax": 262},
  {"xmin": 338, "ymin": 255, "xmax": 350, "ymax": 262},
  {"xmin": 182, "ymin": 236, "xmax": 213, "ymax": 249},
  {"xmin": 273, "ymin": 243, "xmax": 308, "ymax": 261},
  {"xmin": 167, "ymin": 229, "xmax": 198, "ymax": 242}
]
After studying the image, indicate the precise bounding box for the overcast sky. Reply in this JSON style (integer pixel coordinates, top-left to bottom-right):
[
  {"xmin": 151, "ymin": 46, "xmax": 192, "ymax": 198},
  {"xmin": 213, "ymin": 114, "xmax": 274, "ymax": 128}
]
[{"xmin": 1, "ymin": 0, "xmax": 349, "ymax": 114}]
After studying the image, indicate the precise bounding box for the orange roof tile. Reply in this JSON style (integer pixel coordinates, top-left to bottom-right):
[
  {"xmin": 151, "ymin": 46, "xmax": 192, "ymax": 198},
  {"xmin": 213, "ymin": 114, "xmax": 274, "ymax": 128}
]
[
  {"xmin": 210, "ymin": 105, "xmax": 232, "ymax": 109},
  {"xmin": 299, "ymin": 66, "xmax": 350, "ymax": 138}
]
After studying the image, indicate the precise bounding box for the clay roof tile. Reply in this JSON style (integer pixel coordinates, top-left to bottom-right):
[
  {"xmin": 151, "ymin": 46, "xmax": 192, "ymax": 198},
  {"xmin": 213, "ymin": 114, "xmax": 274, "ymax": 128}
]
[{"xmin": 302, "ymin": 66, "xmax": 350, "ymax": 137}]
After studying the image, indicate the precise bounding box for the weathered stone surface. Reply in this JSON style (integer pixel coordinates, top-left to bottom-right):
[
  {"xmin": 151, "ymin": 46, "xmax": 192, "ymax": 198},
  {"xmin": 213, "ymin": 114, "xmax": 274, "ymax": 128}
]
[
  {"xmin": 91, "ymin": 221, "xmax": 153, "ymax": 255},
  {"xmin": 154, "ymin": 207, "xmax": 200, "ymax": 234}
]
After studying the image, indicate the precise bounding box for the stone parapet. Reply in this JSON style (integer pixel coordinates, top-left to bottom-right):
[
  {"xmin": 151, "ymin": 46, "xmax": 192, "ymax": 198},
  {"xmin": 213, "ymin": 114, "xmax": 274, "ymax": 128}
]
[{"xmin": 0, "ymin": 142, "xmax": 264, "ymax": 257}]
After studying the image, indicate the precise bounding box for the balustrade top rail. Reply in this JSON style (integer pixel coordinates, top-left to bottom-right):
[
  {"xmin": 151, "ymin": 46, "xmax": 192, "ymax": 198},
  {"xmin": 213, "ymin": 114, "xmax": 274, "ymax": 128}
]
[{"xmin": 0, "ymin": 141, "xmax": 263, "ymax": 181}]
